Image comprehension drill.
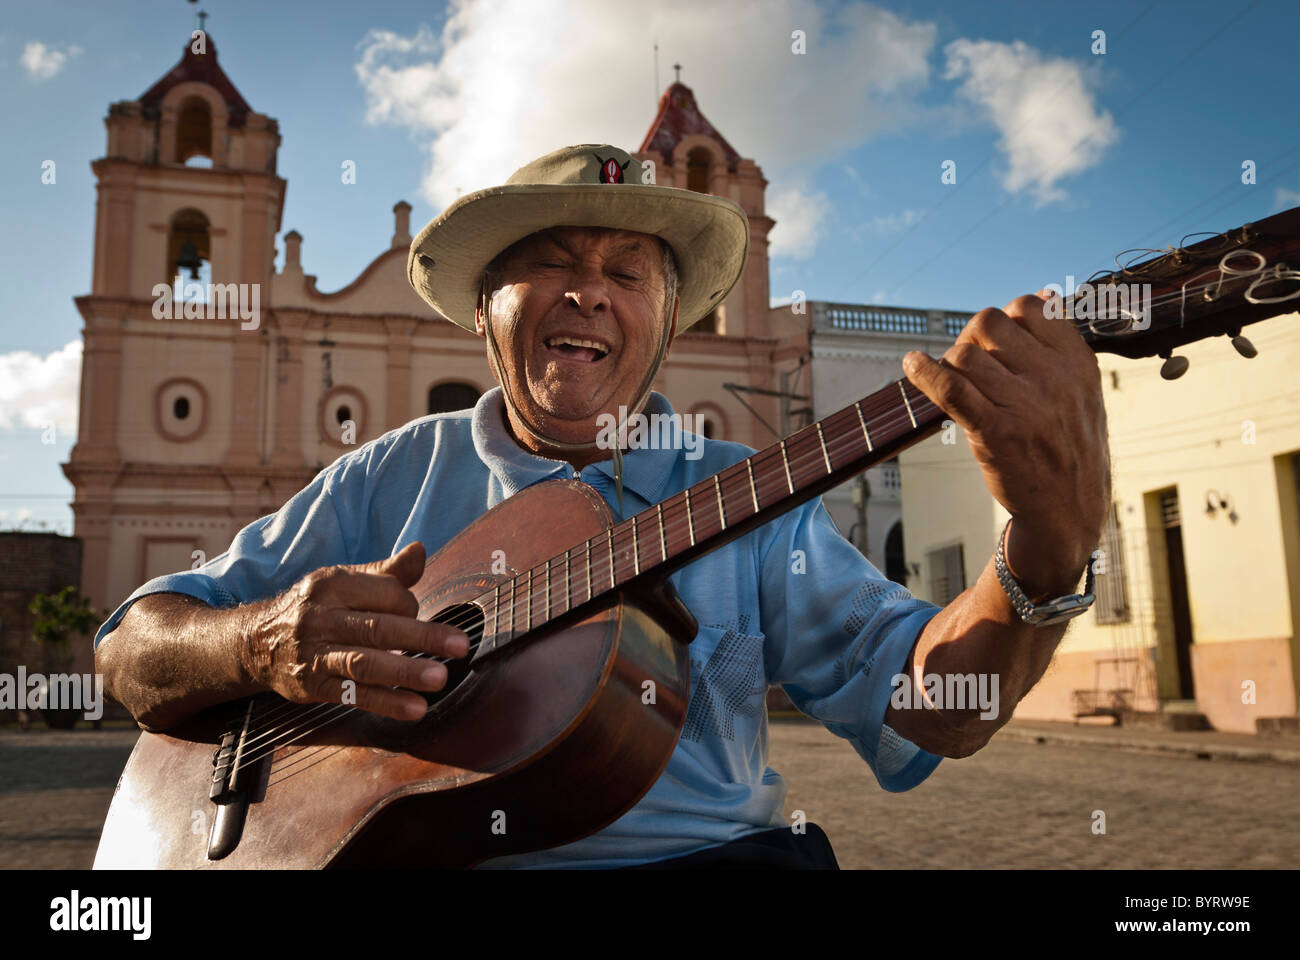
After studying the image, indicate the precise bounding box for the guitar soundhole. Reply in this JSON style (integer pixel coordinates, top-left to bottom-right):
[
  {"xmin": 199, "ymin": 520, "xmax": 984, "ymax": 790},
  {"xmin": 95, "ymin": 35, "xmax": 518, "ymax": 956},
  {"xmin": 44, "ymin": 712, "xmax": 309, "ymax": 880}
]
[
  {"xmin": 360, "ymin": 602, "xmax": 486, "ymax": 752},
  {"xmin": 421, "ymin": 602, "xmax": 483, "ymax": 709}
]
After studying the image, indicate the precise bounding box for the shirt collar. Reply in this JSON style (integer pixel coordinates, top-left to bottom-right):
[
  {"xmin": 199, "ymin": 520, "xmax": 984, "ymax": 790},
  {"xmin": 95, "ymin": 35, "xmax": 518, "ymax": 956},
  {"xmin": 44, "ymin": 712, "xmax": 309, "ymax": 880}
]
[{"xmin": 471, "ymin": 387, "xmax": 683, "ymax": 505}]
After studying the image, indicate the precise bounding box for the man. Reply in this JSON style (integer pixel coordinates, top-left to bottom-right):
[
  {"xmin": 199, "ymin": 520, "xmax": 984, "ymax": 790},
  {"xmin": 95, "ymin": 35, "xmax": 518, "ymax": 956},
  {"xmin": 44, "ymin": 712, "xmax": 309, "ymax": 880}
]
[{"xmin": 94, "ymin": 144, "xmax": 1110, "ymax": 869}]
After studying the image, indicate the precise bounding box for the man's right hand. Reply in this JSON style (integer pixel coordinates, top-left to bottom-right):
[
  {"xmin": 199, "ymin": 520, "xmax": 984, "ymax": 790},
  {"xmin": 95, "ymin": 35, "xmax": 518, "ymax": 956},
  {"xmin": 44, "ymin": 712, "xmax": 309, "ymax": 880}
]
[{"xmin": 240, "ymin": 542, "xmax": 470, "ymax": 722}]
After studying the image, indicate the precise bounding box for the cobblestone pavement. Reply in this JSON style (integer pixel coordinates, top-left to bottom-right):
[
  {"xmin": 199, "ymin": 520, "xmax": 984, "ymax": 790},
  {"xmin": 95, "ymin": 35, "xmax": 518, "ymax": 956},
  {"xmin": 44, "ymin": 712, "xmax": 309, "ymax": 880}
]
[
  {"xmin": 771, "ymin": 720, "xmax": 1299, "ymax": 869},
  {"xmin": 0, "ymin": 728, "xmax": 139, "ymax": 870},
  {"xmin": 1, "ymin": 721, "xmax": 1296, "ymax": 869}
]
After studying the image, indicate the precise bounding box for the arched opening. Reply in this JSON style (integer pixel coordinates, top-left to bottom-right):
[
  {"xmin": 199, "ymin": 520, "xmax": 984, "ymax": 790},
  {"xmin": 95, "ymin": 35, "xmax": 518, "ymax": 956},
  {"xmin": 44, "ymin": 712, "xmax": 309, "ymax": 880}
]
[
  {"xmin": 166, "ymin": 208, "xmax": 211, "ymax": 303},
  {"xmin": 688, "ymin": 403, "xmax": 728, "ymax": 442},
  {"xmin": 176, "ymin": 97, "xmax": 213, "ymax": 165},
  {"xmin": 686, "ymin": 147, "xmax": 711, "ymax": 194},
  {"xmin": 428, "ymin": 382, "xmax": 481, "ymax": 415},
  {"xmin": 885, "ymin": 521, "xmax": 907, "ymax": 586}
]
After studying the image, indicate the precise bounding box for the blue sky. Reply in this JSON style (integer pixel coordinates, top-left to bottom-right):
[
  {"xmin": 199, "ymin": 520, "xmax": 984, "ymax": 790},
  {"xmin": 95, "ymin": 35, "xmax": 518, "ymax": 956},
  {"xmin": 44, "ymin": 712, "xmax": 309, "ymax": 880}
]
[{"xmin": 2, "ymin": 0, "xmax": 1299, "ymax": 533}]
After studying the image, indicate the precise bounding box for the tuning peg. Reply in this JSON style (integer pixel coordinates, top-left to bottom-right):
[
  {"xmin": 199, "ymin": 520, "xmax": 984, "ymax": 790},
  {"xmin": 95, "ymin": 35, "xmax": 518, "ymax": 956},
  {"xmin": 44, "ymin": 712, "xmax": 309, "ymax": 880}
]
[
  {"xmin": 1160, "ymin": 352, "xmax": 1189, "ymax": 380},
  {"xmin": 1229, "ymin": 330, "xmax": 1258, "ymax": 358}
]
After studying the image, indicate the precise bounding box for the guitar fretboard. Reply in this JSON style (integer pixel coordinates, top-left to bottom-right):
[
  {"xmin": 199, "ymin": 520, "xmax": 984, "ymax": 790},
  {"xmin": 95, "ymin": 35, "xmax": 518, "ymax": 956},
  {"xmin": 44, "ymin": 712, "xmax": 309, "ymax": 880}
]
[{"xmin": 477, "ymin": 377, "xmax": 946, "ymax": 652}]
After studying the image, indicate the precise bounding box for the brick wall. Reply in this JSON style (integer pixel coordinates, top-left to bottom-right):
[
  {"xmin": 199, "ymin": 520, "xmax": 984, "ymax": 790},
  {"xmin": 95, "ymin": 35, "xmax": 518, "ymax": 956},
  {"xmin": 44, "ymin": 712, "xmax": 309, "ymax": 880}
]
[{"xmin": 0, "ymin": 534, "xmax": 85, "ymax": 720}]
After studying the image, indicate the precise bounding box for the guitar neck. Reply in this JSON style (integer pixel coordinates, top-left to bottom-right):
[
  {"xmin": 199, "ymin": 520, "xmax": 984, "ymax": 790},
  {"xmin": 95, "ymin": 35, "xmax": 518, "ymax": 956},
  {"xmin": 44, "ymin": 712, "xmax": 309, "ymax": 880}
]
[
  {"xmin": 479, "ymin": 378, "xmax": 947, "ymax": 652},
  {"xmin": 474, "ymin": 204, "xmax": 1300, "ymax": 653}
]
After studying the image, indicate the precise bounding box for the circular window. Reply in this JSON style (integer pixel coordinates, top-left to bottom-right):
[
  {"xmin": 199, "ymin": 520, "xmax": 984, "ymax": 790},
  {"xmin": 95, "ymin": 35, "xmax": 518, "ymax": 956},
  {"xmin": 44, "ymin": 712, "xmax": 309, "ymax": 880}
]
[
  {"xmin": 320, "ymin": 387, "xmax": 367, "ymax": 447},
  {"xmin": 156, "ymin": 378, "xmax": 207, "ymax": 441}
]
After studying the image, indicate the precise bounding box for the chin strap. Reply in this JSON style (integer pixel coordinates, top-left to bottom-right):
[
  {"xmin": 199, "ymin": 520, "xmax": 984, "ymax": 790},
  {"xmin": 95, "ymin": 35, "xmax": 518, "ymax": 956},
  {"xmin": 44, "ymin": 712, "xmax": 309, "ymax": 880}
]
[{"xmin": 480, "ymin": 283, "xmax": 672, "ymax": 516}]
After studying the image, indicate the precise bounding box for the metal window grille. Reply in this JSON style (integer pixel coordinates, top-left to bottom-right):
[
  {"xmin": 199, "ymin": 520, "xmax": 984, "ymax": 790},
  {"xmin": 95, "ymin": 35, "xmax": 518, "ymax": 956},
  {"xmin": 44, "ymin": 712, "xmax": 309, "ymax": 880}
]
[{"xmin": 1094, "ymin": 504, "xmax": 1131, "ymax": 624}]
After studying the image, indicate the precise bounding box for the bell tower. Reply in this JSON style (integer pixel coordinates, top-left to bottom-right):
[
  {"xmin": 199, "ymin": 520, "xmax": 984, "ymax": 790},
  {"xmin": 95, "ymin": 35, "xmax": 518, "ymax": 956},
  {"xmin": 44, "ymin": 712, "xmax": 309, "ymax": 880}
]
[
  {"xmin": 637, "ymin": 77, "xmax": 775, "ymax": 339},
  {"xmin": 64, "ymin": 32, "xmax": 289, "ymax": 612}
]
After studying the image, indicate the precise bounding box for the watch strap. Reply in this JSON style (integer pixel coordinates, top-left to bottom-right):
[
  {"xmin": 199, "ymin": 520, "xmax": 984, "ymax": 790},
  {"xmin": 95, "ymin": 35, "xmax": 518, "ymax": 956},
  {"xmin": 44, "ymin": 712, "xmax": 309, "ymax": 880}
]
[{"xmin": 995, "ymin": 519, "xmax": 1096, "ymax": 626}]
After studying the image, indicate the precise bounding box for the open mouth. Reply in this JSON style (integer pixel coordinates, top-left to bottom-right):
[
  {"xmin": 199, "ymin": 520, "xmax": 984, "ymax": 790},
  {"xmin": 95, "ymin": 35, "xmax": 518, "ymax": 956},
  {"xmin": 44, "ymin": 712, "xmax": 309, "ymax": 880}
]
[{"xmin": 544, "ymin": 335, "xmax": 610, "ymax": 363}]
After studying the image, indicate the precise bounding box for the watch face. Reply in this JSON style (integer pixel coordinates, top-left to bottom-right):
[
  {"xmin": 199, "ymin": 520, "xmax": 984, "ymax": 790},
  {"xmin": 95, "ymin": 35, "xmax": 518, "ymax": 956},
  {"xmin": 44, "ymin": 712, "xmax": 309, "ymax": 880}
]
[
  {"xmin": 1032, "ymin": 601, "xmax": 1092, "ymax": 626},
  {"xmin": 996, "ymin": 523, "xmax": 1095, "ymax": 626}
]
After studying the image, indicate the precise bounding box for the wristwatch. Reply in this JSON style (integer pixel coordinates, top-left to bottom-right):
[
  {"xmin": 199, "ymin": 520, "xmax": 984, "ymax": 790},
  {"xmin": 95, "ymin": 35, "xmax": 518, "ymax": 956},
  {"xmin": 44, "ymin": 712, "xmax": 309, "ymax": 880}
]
[{"xmin": 994, "ymin": 519, "xmax": 1096, "ymax": 626}]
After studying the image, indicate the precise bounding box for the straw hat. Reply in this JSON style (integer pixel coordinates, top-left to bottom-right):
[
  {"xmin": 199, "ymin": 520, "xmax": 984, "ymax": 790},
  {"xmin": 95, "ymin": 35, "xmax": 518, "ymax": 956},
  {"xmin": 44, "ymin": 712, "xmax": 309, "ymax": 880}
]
[{"xmin": 407, "ymin": 144, "xmax": 750, "ymax": 332}]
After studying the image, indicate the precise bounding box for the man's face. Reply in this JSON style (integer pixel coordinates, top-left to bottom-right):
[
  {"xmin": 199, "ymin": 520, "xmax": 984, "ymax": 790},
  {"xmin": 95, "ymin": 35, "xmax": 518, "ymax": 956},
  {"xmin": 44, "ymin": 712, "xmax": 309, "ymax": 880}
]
[{"xmin": 474, "ymin": 226, "xmax": 678, "ymax": 448}]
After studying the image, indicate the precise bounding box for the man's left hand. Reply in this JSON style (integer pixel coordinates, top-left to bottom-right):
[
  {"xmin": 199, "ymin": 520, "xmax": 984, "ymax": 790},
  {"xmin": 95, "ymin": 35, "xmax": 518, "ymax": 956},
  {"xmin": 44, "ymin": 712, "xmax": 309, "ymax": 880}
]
[{"xmin": 902, "ymin": 292, "xmax": 1111, "ymax": 600}]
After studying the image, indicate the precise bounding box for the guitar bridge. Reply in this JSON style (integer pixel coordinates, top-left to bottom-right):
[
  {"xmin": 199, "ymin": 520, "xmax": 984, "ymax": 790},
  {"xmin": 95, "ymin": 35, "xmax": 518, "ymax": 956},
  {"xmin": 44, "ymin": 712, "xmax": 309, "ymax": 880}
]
[{"xmin": 206, "ymin": 699, "xmax": 258, "ymax": 860}]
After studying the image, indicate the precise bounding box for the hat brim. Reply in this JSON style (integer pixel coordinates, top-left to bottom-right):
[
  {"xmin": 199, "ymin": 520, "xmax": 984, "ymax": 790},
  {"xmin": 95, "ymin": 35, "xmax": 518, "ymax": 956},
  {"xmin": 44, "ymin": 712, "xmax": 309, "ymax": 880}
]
[{"xmin": 407, "ymin": 184, "xmax": 750, "ymax": 332}]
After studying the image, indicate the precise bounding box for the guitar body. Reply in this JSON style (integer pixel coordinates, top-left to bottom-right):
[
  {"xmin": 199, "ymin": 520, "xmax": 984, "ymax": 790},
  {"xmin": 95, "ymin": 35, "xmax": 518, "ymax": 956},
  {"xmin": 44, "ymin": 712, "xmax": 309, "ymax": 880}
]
[{"xmin": 94, "ymin": 480, "xmax": 695, "ymax": 868}]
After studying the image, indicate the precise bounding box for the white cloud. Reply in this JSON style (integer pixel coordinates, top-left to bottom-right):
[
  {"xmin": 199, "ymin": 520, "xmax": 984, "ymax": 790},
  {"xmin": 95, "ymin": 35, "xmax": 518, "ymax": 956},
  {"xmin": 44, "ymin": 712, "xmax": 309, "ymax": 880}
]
[
  {"xmin": 0, "ymin": 508, "xmax": 35, "ymax": 531},
  {"xmin": 944, "ymin": 39, "xmax": 1117, "ymax": 205},
  {"xmin": 767, "ymin": 185, "xmax": 832, "ymax": 260},
  {"xmin": 840, "ymin": 208, "xmax": 921, "ymax": 245},
  {"xmin": 869, "ymin": 208, "xmax": 923, "ymax": 234},
  {"xmin": 354, "ymin": 0, "xmax": 937, "ymax": 214},
  {"xmin": 1275, "ymin": 187, "xmax": 1300, "ymax": 210},
  {"xmin": 20, "ymin": 41, "xmax": 82, "ymax": 82},
  {"xmin": 0, "ymin": 340, "xmax": 81, "ymax": 434}
]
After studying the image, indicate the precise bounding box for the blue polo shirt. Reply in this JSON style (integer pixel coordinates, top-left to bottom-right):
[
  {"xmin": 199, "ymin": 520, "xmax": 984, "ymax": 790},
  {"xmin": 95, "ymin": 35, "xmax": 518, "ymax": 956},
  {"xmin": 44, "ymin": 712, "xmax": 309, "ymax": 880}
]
[{"xmin": 94, "ymin": 388, "xmax": 943, "ymax": 868}]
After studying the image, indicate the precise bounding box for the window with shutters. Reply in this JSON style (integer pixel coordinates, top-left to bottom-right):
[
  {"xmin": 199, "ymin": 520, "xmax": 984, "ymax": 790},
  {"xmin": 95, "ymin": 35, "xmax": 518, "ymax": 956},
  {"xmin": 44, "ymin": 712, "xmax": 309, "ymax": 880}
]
[{"xmin": 926, "ymin": 543, "xmax": 965, "ymax": 605}]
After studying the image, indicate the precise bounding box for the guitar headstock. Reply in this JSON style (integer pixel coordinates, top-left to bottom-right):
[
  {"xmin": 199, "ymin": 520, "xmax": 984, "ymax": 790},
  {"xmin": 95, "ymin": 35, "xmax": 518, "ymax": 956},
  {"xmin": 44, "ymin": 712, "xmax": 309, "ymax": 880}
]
[{"xmin": 1055, "ymin": 205, "xmax": 1300, "ymax": 378}]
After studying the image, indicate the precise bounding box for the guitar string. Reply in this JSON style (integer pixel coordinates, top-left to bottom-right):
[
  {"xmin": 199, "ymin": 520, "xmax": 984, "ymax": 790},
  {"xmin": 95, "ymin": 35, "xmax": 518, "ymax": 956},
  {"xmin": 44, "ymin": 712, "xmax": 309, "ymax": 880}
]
[
  {"xmin": 224, "ymin": 268, "xmax": 1300, "ymax": 769},
  {"xmin": 226, "ymin": 389, "xmax": 931, "ymax": 762},
  {"xmin": 229, "ymin": 275, "xmax": 1294, "ymax": 768},
  {"xmin": 229, "ymin": 268, "xmax": 1296, "ymax": 768},
  {"xmin": 222, "ymin": 369, "xmax": 951, "ymax": 748},
  {"xmin": 235, "ymin": 344, "xmax": 1135, "ymax": 772},
  {"xmin": 227, "ymin": 393, "xmax": 943, "ymax": 771}
]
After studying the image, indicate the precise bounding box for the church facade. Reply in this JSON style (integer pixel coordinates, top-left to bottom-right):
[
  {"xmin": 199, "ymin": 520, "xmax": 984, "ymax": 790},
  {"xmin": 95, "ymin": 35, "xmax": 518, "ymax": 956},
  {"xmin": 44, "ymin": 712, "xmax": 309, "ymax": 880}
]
[{"xmin": 63, "ymin": 36, "xmax": 808, "ymax": 615}]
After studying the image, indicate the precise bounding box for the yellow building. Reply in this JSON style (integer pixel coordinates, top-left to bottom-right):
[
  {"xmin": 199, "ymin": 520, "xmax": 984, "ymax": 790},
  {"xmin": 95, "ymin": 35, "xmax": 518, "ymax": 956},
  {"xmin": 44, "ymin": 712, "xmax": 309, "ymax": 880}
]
[{"xmin": 900, "ymin": 311, "xmax": 1300, "ymax": 734}]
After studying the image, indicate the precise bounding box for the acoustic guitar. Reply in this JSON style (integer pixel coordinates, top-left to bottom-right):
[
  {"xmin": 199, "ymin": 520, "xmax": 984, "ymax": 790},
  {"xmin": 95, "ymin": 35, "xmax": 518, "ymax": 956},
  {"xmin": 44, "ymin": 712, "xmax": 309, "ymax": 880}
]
[{"xmin": 94, "ymin": 207, "xmax": 1300, "ymax": 868}]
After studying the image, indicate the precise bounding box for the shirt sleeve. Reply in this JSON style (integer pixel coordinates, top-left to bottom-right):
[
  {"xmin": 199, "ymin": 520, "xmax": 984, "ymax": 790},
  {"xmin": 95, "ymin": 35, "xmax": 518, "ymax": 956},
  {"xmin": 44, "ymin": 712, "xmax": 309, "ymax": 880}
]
[
  {"xmin": 92, "ymin": 455, "xmax": 363, "ymax": 651},
  {"xmin": 758, "ymin": 496, "xmax": 944, "ymax": 792}
]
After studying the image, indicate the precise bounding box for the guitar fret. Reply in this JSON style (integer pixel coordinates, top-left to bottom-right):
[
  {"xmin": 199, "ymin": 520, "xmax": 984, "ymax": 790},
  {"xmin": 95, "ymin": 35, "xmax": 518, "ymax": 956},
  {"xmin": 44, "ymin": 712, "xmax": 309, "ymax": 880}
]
[
  {"xmin": 899, "ymin": 380, "xmax": 917, "ymax": 428},
  {"xmin": 815, "ymin": 422, "xmax": 832, "ymax": 474},
  {"xmin": 855, "ymin": 401, "xmax": 873, "ymax": 451},
  {"xmin": 779, "ymin": 440, "xmax": 794, "ymax": 494},
  {"xmin": 746, "ymin": 458, "xmax": 760, "ymax": 513},
  {"xmin": 714, "ymin": 475, "xmax": 727, "ymax": 530},
  {"xmin": 544, "ymin": 558, "xmax": 550, "ymax": 620},
  {"xmin": 493, "ymin": 584, "xmax": 501, "ymax": 641},
  {"xmin": 684, "ymin": 488, "xmax": 696, "ymax": 546},
  {"xmin": 607, "ymin": 528, "xmax": 616, "ymax": 587},
  {"xmin": 526, "ymin": 567, "xmax": 532, "ymax": 632},
  {"xmin": 656, "ymin": 503, "xmax": 667, "ymax": 562},
  {"xmin": 631, "ymin": 516, "xmax": 640, "ymax": 576},
  {"xmin": 564, "ymin": 549, "xmax": 571, "ymax": 614},
  {"xmin": 585, "ymin": 539, "xmax": 592, "ymax": 602}
]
